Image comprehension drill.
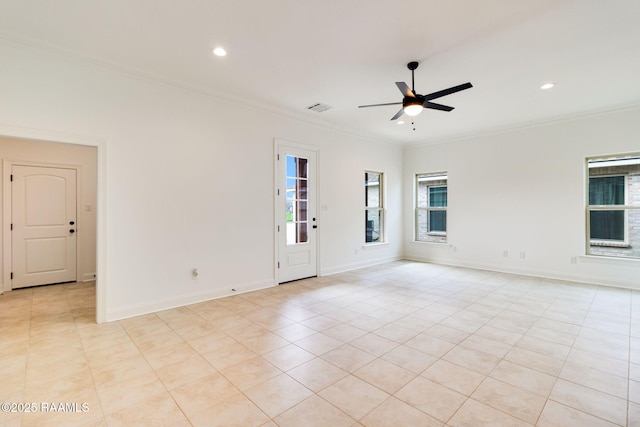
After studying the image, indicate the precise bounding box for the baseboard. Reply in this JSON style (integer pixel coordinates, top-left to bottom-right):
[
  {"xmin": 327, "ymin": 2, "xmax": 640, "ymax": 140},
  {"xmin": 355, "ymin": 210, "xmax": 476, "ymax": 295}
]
[
  {"xmin": 321, "ymin": 255, "xmax": 403, "ymax": 276},
  {"xmin": 82, "ymin": 272, "xmax": 97, "ymax": 282},
  {"xmin": 402, "ymin": 256, "xmax": 640, "ymax": 290},
  {"xmin": 105, "ymin": 279, "xmax": 276, "ymax": 322}
]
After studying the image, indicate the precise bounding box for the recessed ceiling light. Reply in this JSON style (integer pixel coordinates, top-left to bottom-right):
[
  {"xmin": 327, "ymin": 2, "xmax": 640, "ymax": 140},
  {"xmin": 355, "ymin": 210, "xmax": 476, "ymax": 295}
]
[
  {"xmin": 212, "ymin": 47, "xmax": 227, "ymax": 57},
  {"xmin": 540, "ymin": 82, "xmax": 555, "ymax": 90}
]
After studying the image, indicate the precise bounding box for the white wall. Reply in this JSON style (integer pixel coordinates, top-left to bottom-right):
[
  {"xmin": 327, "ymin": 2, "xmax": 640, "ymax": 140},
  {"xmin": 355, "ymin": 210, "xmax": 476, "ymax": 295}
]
[
  {"xmin": 0, "ymin": 137, "xmax": 97, "ymax": 287},
  {"xmin": 0, "ymin": 40, "xmax": 403, "ymax": 321},
  {"xmin": 319, "ymin": 139, "xmax": 403, "ymax": 275},
  {"xmin": 404, "ymin": 107, "xmax": 640, "ymax": 289}
]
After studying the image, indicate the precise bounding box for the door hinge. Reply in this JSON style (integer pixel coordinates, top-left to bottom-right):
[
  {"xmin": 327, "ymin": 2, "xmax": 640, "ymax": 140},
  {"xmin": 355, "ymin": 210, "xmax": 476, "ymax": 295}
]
[
  {"xmin": 277, "ymin": 188, "xmax": 280, "ymax": 196},
  {"xmin": 277, "ymin": 154, "xmax": 280, "ymax": 161},
  {"xmin": 277, "ymin": 225, "xmax": 280, "ymax": 232},
  {"xmin": 10, "ymin": 223, "xmax": 13, "ymax": 231},
  {"xmin": 277, "ymin": 262, "xmax": 280, "ymax": 268},
  {"xmin": 10, "ymin": 174, "xmax": 13, "ymax": 182},
  {"xmin": 10, "ymin": 272, "xmax": 13, "ymax": 280}
]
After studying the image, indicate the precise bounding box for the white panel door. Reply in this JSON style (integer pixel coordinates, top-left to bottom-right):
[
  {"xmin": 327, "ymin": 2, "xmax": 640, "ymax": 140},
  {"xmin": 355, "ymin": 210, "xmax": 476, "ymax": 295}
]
[
  {"xmin": 12, "ymin": 165, "xmax": 77, "ymax": 288},
  {"xmin": 277, "ymin": 145, "xmax": 318, "ymax": 283}
]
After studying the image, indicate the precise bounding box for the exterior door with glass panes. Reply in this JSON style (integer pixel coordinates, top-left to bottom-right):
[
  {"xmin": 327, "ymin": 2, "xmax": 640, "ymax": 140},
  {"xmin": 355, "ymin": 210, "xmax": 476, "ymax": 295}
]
[{"xmin": 277, "ymin": 145, "xmax": 318, "ymax": 283}]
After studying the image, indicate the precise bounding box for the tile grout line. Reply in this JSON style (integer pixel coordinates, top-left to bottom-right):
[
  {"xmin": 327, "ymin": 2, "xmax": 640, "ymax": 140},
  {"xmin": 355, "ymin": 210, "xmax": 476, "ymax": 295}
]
[
  {"xmin": 551, "ymin": 285, "xmax": 629, "ymax": 426},
  {"xmin": 73, "ymin": 286, "xmax": 107, "ymax": 423},
  {"xmin": 5, "ymin": 263, "xmax": 638, "ymax": 426},
  {"xmin": 429, "ymin": 280, "xmax": 519, "ymax": 426},
  {"xmin": 528, "ymin": 286, "xmax": 590, "ymax": 427}
]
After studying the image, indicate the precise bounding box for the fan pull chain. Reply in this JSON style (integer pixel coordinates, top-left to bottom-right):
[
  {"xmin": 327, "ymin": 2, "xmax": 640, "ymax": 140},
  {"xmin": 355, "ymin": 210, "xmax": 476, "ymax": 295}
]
[{"xmin": 412, "ymin": 120, "xmax": 416, "ymax": 131}]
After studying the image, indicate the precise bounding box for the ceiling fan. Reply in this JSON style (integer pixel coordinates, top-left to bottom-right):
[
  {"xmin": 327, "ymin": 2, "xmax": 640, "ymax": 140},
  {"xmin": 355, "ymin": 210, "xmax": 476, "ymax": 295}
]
[{"xmin": 358, "ymin": 61, "xmax": 473, "ymax": 121}]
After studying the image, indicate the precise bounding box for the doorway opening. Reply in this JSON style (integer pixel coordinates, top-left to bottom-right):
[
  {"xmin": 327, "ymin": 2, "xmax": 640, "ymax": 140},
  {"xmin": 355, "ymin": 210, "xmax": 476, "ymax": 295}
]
[{"xmin": 0, "ymin": 133, "xmax": 101, "ymax": 322}]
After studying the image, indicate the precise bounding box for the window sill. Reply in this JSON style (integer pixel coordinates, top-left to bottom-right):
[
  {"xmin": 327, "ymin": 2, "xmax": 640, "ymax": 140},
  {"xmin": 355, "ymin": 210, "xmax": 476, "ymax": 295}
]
[
  {"xmin": 589, "ymin": 240, "xmax": 630, "ymax": 248},
  {"xmin": 362, "ymin": 242, "xmax": 388, "ymax": 250}
]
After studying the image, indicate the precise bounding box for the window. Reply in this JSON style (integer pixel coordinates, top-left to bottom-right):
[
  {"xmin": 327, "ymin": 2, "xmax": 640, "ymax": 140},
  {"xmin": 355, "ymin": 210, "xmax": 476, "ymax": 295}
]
[
  {"xmin": 587, "ymin": 155, "xmax": 640, "ymax": 259},
  {"xmin": 416, "ymin": 173, "xmax": 447, "ymax": 243},
  {"xmin": 365, "ymin": 171, "xmax": 384, "ymax": 243}
]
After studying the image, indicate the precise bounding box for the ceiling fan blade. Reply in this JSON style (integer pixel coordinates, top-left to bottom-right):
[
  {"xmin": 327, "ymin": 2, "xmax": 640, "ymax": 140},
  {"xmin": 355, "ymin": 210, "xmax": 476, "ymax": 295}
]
[
  {"xmin": 396, "ymin": 82, "xmax": 414, "ymax": 97},
  {"xmin": 358, "ymin": 102, "xmax": 402, "ymax": 108},
  {"xmin": 423, "ymin": 82, "xmax": 473, "ymax": 101},
  {"xmin": 423, "ymin": 101, "xmax": 454, "ymax": 112},
  {"xmin": 390, "ymin": 109, "xmax": 405, "ymax": 121}
]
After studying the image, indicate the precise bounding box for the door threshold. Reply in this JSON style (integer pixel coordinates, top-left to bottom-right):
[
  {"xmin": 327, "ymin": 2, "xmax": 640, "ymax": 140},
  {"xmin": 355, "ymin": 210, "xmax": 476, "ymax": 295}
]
[{"xmin": 279, "ymin": 275, "xmax": 317, "ymax": 285}]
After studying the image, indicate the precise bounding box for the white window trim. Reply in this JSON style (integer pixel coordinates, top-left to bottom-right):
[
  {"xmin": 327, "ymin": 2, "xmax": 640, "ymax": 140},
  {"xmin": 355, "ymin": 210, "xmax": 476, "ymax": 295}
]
[
  {"xmin": 427, "ymin": 185, "xmax": 447, "ymax": 235},
  {"xmin": 415, "ymin": 173, "xmax": 448, "ymax": 242},
  {"xmin": 361, "ymin": 242, "xmax": 389, "ymax": 250},
  {"xmin": 585, "ymin": 152, "xmax": 640, "ymax": 261},
  {"xmin": 365, "ymin": 170, "xmax": 385, "ymax": 245}
]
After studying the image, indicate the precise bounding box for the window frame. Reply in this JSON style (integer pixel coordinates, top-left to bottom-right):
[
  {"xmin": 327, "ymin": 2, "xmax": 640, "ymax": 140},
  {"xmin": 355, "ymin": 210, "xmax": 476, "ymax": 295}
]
[
  {"xmin": 365, "ymin": 170, "xmax": 384, "ymax": 244},
  {"xmin": 415, "ymin": 172, "xmax": 448, "ymax": 243},
  {"xmin": 426, "ymin": 185, "xmax": 447, "ymax": 236},
  {"xmin": 585, "ymin": 153, "xmax": 640, "ymax": 260}
]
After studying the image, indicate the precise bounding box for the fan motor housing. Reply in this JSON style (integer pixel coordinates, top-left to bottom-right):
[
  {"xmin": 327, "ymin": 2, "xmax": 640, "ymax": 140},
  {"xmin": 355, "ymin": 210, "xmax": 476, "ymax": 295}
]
[{"xmin": 403, "ymin": 96, "xmax": 423, "ymax": 108}]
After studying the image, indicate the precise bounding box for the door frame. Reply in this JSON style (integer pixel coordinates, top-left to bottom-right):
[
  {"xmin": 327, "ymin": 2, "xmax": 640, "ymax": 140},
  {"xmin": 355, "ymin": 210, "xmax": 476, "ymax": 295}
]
[
  {"xmin": 4, "ymin": 161, "xmax": 81, "ymax": 289},
  {"xmin": 274, "ymin": 139, "xmax": 320, "ymax": 283},
  {"xmin": 0, "ymin": 126, "xmax": 106, "ymax": 323}
]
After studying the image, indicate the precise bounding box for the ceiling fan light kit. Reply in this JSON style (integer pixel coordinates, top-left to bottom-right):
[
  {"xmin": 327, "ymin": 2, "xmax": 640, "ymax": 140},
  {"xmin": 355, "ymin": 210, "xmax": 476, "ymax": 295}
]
[
  {"xmin": 212, "ymin": 47, "xmax": 227, "ymax": 57},
  {"xmin": 358, "ymin": 61, "xmax": 473, "ymax": 126}
]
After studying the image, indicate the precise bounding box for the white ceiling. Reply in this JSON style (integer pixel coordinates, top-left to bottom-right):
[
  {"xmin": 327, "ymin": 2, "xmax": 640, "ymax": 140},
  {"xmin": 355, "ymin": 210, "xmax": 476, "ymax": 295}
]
[{"xmin": 1, "ymin": 0, "xmax": 639, "ymax": 145}]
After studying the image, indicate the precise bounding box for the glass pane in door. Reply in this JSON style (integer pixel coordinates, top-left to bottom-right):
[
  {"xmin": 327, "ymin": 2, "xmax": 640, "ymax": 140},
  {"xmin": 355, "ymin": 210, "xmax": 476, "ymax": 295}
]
[{"xmin": 286, "ymin": 155, "xmax": 309, "ymax": 245}]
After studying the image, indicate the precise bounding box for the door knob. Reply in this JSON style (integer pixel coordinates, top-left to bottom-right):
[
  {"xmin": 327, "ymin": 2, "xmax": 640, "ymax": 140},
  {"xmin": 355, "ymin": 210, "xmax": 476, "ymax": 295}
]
[
  {"xmin": 69, "ymin": 221, "xmax": 75, "ymax": 225},
  {"xmin": 69, "ymin": 229, "xmax": 75, "ymax": 233}
]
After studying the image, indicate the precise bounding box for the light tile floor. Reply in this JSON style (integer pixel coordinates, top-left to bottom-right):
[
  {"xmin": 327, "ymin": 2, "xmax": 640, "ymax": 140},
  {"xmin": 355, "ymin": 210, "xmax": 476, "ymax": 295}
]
[{"xmin": 1, "ymin": 261, "xmax": 638, "ymax": 426}]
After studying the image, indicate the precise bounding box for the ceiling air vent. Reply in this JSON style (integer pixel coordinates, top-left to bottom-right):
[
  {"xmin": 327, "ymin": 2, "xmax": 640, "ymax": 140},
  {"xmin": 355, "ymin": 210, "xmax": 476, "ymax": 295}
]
[{"xmin": 306, "ymin": 103, "xmax": 332, "ymax": 113}]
